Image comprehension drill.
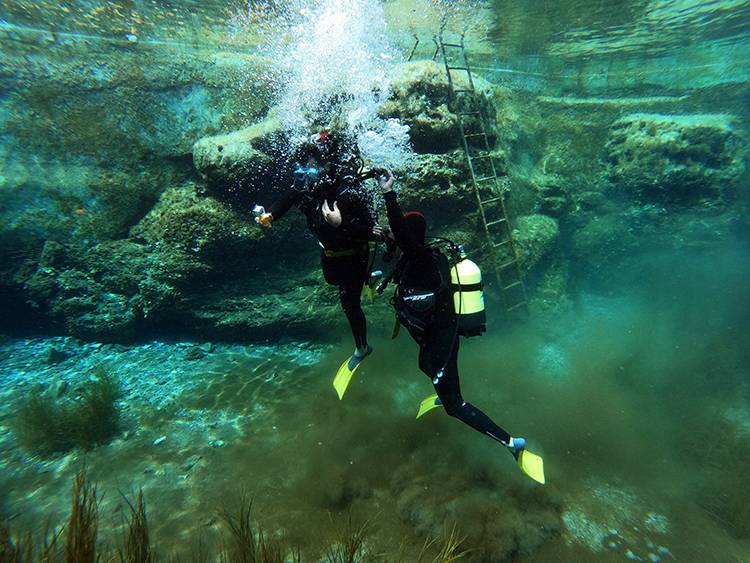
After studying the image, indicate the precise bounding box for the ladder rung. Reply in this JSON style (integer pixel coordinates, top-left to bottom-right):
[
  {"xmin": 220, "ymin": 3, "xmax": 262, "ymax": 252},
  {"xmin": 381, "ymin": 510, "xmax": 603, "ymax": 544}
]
[
  {"xmin": 494, "ymin": 240, "xmax": 512, "ymax": 248},
  {"xmin": 464, "ymin": 133, "xmax": 485, "ymax": 139},
  {"xmin": 485, "ymin": 218, "xmax": 507, "ymax": 227},
  {"xmin": 498, "ymin": 260, "xmax": 517, "ymax": 269},
  {"xmin": 442, "ymin": 42, "xmax": 464, "ymax": 48},
  {"xmin": 507, "ymin": 301, "xmax": 528, "ymax": 312},
  {"xmin": 474, "ymin": 176, "xmax": 495, "ymax": 183},
  {"xmin": 471, "ymin": 153, "xmax": 492, "ymax": 159},
  {"xmin": 453, "ymin": 88, "xmax": 474, "ymax": 93},
  {"xmin": 480, "ymin": 197, "xmax": 503, "ymax": 205},
  {"xmin": 503, "ymin": 281, "xmax": 523, "ymax": 291},
  {"xmin": 447, "ymin": 66, "xmax": 470, "ymax": 71},
  {"xmin": 457, "ymin": 111, "xmax": 480, "ymax": 116}
]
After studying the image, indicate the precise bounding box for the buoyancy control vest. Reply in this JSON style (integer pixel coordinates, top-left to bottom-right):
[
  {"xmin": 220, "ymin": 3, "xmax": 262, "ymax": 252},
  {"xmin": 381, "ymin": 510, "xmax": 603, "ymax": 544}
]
[
  {"xmin": 384, "ymin": 239, "xmax": 486, "ymax": 338},
  {"xmin": 392, "ymin": 248, "xmax": 453, "ymax": 336}
]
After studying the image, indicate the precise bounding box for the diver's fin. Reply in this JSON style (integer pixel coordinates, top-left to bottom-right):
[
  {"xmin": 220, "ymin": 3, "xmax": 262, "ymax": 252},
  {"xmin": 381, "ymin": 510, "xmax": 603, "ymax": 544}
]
[
  {"xmin": 416, "ymin": 394, "xmax": 442, "ymax": 418},
  {"xmin": 333, "ymin": 358, "xmax": 354, "ymax": 400},
  {"xmin": 332, "ymin": 347, "xmax": 372, "ymax": 400},
  {"xmin": 365, "ymin": 285, "xmax": 375, "ymax": 303},
  {"xmin": 518, "ymin": 450, "xmax": 545, "ymax": 485}
]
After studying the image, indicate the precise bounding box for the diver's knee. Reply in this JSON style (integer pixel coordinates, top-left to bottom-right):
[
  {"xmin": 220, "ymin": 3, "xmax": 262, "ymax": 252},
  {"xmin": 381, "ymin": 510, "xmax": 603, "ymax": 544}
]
[
  {"xmin": 340, "ymin": 300, "xmax": 362, "ymax": 316},
  {"xmin": 440, "ymin": 397, "xmax": 464, "ymax": 418}
]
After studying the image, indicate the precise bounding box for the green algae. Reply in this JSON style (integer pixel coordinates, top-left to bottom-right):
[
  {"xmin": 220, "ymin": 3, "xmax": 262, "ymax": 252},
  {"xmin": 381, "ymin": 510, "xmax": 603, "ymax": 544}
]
[{"xmin": 11, "ymin": 368, "xmax": 121, "ymax": 456}]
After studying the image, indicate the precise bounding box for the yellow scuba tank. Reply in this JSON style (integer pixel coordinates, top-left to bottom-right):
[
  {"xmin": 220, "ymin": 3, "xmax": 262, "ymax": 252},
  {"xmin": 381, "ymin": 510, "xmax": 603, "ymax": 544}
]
[{"xmin": 450, "ymin": 246, "xmax": 486, "ymax": 336}]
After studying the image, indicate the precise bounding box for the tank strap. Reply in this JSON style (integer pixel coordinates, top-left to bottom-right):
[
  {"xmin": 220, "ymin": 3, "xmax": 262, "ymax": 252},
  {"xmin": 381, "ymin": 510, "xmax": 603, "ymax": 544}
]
[{"xmin": 452, "ymin": 281, "xmax": 483, "ymax": 292}]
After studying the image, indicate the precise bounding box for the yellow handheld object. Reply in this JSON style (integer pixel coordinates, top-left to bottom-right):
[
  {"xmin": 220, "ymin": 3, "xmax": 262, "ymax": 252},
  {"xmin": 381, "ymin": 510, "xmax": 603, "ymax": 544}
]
[
  {"xmin": 518, "ymin": 450, "xmax": 545, "ymax": 485},
  {"xmin": 416, "ymin": 394, "xmax": 442, "ymax": 418}
]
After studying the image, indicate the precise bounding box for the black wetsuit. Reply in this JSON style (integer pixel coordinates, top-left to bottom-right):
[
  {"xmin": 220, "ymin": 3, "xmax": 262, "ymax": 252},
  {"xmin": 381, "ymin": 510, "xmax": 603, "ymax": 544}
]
[
  {"xmin": 270, "ymin": 172, "xmax": 376, "ymax": 350},
  {"xmin": 384, "ymin": 191, "xmax": 512, "ymax": 446}
]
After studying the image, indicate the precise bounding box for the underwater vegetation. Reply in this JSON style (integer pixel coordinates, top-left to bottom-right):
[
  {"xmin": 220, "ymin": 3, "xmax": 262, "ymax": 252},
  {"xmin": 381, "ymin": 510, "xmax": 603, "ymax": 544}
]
[
  {"xmin": 0, "ymin": 470, "xmax": 471, "ymax": 563},
  {"xmin": 11, "ymin": 368, "xmax": 121, "ymax": 456}
]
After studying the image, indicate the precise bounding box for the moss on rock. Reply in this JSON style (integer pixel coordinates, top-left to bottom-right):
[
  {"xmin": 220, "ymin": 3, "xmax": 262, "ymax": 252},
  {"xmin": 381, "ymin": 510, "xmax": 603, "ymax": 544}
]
[
  {"xmin": 130, "ymin": 183, "xmax": 262, "ymax": 266},
  {"xmin": 512, "ymin": 214, "xmax": 560, "ymax": 272},
  {"xmin": 379, "ymin": 61, "xmax": 496, "ymax": 153},
  {"xmin": 192, "ymin": 113, "xmax": 282, "ymax": 201},
  {"xmin": 605, "ymin": 113, "xmax": 747, "ymax": 205}
]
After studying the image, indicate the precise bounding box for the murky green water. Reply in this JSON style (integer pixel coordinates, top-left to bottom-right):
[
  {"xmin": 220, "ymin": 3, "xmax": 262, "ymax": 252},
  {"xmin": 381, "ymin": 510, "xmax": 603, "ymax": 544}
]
[{"xmin": 1, "ymin": 1, "xmax": 749, "ymax": 561}]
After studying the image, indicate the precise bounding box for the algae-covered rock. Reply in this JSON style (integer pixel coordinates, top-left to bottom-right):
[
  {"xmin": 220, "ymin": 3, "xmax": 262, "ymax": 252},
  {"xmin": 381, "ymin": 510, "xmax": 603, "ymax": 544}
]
[
  {"xmin": 26, "ymin": 263, "xmax": 141, "ymax": 341},
  {"xmin": 512, "ymin": 214, "xmax": 560, "ymax": 272},
  {"xmin": 379, "ymin": 61, "xmax": 496, "ymax": 153},
  {"xmin": 536, "ymin": 175, "xmax": 574, "ymax": 218},
  {"xmin": 130, "ymin": 183, "xmax": 261, "ymax": 267},
  {"xmin": 192, "ymin": 113, "xmax": 281, "ymax": 198},
  {"xmin": 396, "ymin": 151, "xmax": 474, "ymax": 219},
  {"xmin": 605, "ymin": 113, "xmax": 747, "ymax": 204}
]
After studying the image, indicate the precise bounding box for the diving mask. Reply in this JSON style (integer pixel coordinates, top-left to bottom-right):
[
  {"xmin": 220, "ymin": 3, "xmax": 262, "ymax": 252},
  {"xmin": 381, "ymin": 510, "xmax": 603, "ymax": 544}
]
[{"xmin": 293, "ymin": 166, "xmax": 320, "ymax": 187}]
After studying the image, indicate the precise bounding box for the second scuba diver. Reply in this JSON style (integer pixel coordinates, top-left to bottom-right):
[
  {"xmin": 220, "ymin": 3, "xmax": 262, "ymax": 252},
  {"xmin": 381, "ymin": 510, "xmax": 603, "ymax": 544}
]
[
  {"xmin": 375, "ymin": 169, "xmax": 545, "ymax": 484},
  {"xmin": 255, "ymin": 132, "xmax": 384, "ymax": 393}
]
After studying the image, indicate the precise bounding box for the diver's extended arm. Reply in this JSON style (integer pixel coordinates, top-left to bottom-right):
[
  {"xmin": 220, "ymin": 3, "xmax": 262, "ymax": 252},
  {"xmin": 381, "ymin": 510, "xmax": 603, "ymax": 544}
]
[
  {"xmin": 258, "ymin": 188, "xmax": 303, "ymax": 226},
  {"xmin": 380, "ymin": 171, "xmax": 420, "ymax": 253}
]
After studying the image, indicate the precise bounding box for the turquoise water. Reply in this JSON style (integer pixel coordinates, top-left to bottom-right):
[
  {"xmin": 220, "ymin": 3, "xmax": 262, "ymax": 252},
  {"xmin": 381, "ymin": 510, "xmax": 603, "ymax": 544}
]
[{"xmin": 1, "ymin": 1, "xmax": 749, "ymax": 561}]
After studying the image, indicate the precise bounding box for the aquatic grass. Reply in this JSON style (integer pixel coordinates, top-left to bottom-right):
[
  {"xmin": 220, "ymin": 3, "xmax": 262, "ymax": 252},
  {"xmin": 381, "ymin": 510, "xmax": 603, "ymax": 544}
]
[
  {"xmin": 0, "ymin": 523, "xmax": 33, "ymax": 562},
  {"xmin": 0, "ymin": 522, "xmax": 63, "ymax": 563},
  {"xmin": 65, "ymin": 469, "xmax": 99, "ymax": 563},
  {"xmin": 322, "ymin": 516, "xmax": 372, "ymax": 563},
  {"xmin": 415, "ymin": 524, "xmax": 470, "ymax": 562},
  {"xmin": 218, "ymin": 492, "xmax": 294, "ymax": 563},
  {"xmin": 119, "ymin": 490, "xmax": 152, "ymax": 563},
  {"xmin": 11, "ymin": 368, "xmax": 121, "ymax": 456}
]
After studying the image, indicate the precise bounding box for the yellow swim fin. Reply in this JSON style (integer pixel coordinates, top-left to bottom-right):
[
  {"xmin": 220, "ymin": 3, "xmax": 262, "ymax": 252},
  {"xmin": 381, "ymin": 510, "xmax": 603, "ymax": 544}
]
[
  {"xmin": 333, "ymin": 359, "xmax": 354, "ymax": 400},
  {"xmin": 416, "ymin": 394, "xmax": 442, "ymax": 418},
  {"xmin": 365, "ymin": 285, "xmax": 375, "ymax": 303},
  {"xmin": 518, "ymin": 450, "xmax": 545, "ymax": 485},
  {"xmin": 332, "ymin": 347, "xmax": 372, "ymax": 400}
]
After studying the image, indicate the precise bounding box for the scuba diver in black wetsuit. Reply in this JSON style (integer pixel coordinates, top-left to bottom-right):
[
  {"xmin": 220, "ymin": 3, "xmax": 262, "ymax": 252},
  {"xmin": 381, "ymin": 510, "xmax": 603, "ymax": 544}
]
[
  {"xmin": 255, "ymin": 132, "xmax": 383, "ymax": 378},
  {"xmin": 375, "ymin": 170, "xmax": 545, "ymax": 483}
]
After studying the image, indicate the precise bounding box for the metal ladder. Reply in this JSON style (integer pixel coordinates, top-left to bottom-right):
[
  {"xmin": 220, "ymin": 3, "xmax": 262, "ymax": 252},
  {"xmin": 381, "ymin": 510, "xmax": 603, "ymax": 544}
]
[{"xmin": 435, "ymin": 31, "xmax": 528, "ymax": 315}]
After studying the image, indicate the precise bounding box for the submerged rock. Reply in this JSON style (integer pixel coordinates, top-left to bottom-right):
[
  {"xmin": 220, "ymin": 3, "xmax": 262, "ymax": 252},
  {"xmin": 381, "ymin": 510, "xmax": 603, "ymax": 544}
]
[
  {"xmin": 512, "ymin": 214, "xmax": 560, "ymax": 272},
  {"xmin": 379, "ymin": 61, "xmax": 497, "ymax": 153},
  {"xmin": 605, "ymin": 113, "xmax": 747, "ymax": 204},
  {"xmin": 130, "ymin": 183, "xmax": 261, "ymax": 264},
  {"xmin": 192, "ymin": 113, "xmax": 281, "ymax": 199}
]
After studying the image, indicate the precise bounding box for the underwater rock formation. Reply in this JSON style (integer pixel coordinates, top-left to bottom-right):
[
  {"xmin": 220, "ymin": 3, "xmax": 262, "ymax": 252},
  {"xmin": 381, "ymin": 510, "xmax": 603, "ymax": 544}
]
[
  {"xmin": 19, "ymin": 182, "xmax": 348, "ymax": 342},
  {"xmin": 1, "ymin": 48, "xmax": 564, "ymax": 341},
  {"xmin": 605, "ymin": 113, "xmax": 747, "ymax": 204},
  {"xmin": 0, "ymin": 42, "xmax": 274, "ymax": 247},
  {"xmin": 131, "ymin": 184, "xmax": 261, "ymax": 263},
  {"xmin": 512, "ymin": 214, "xmax": 560, "ymax": 272},
  {"xmin": 192, "ymin": 113, "xmax": 282, "ymax": 201},
  {"xmin": 379, "ymin": 61, "xmax": 497, "ymax": 153}
]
